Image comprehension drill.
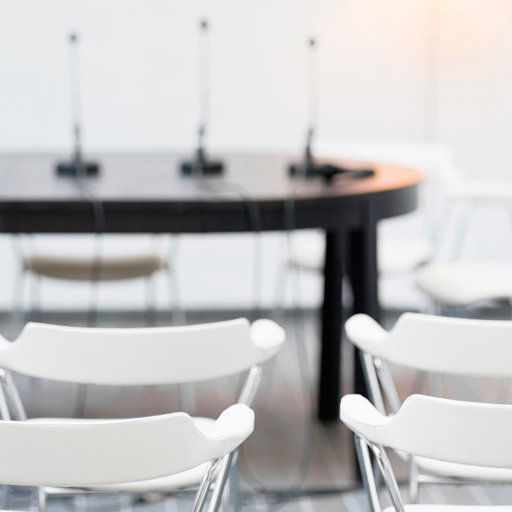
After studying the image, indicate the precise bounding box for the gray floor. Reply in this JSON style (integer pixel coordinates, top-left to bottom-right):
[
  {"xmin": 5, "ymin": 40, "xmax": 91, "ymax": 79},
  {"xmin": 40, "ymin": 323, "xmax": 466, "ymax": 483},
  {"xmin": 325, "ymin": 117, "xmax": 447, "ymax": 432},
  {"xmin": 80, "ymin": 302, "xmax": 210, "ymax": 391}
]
[{"xmin": 3, "ymin": 305, "xmax": 512, "ymax": 512}]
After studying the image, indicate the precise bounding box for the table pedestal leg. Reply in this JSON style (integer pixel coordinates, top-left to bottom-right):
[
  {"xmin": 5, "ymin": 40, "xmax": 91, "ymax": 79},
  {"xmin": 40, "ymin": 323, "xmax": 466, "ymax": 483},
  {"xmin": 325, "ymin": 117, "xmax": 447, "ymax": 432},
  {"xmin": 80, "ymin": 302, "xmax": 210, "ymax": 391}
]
[
  {"xmin": 348, "ymin": 222, "xmax": 379, "ymax": 398},
  {"xmin": 319, "ymin": 231, "xmax": 344, "ymax": 422}
]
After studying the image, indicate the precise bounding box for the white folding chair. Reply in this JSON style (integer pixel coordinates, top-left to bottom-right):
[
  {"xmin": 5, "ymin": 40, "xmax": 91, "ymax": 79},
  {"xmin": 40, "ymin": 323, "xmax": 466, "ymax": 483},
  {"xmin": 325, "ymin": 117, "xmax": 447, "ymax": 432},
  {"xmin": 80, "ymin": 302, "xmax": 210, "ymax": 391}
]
[
  {"xmin": 0, "ymin": 317, "xmax": 285, "ymax": 509},
  {"xmin": 412, "ymin": 166, "xmax": 512, "ymax": 311},
  {"xmin": 415, "ymin": 260, "xmax": 512, "ymax": 311},
  {"xmin": 341, "ymin": 393, "xmax": 512, "ymax": 512},
  {"xmin": 11, "ymin": 234, "xmax": 183, "ymax": 330},
  {"xmin": 0, "ymin": 403, "xmax": 254, "ymax": 512},
  {"xmin": 345, "ymin": 312, "xmax": 512, "ymax": 502}
]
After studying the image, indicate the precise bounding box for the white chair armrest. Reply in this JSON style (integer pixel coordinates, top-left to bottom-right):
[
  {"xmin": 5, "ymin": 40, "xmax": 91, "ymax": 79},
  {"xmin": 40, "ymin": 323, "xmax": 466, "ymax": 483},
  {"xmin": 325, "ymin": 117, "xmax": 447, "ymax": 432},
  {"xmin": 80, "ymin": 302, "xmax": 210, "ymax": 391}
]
[
  {"xmin": 250, "ymin": 319, "xmax": 286, "ymax": 352},
  {"xmin": 0, "ymin": 335, "xmax": 12, "ymax": 353},
  {"xmin": 203, "ymin": 404, "xmax": 255, "ymax": 452},
  {"xmin": 340, "ymin": 394, "xmax": 390, "ymax": 442},
  {"xmin": 345, "ymin": 314, "xmax": 388, "ymax": 349}
]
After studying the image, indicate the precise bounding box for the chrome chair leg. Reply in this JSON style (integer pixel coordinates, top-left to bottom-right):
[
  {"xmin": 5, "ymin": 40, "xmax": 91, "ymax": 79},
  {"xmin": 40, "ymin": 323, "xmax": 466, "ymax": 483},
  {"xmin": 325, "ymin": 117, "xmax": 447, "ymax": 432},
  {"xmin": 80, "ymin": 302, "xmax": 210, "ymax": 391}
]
[
  {"xmin": 408, "ymin": 457, "xmax": 419, "ymax": 504},
  {"xmin": 191, "ymin": 459, "xmax": 222, "ymax": 512},
  {"xmin": 370, "ymin": 443, "xmax": 406, "ymax": 512},
  {"xmin": 0, "ymin": 369, "xmax": 27, "ymax": 420},
  {"xmin": 227, "ymin": 461, "xmax": 240, "ymax": 512},
  {"xmin": 207, "ymin": 452, "xmax": 235, "ymax": 512},
  {"xmin": 355, "ymin": 435, "xmax": 381, "ymax": 512},
  {"xmin": 0, "ymin": 385, "xmax": 10, "ymax": 421},
  {"xmin": 220, "ymin": 474, "xmax": 230, "ymax": 512},
  {"xmin": 38, "ymin": 486, "xmax": 46, "ymax": 512}
]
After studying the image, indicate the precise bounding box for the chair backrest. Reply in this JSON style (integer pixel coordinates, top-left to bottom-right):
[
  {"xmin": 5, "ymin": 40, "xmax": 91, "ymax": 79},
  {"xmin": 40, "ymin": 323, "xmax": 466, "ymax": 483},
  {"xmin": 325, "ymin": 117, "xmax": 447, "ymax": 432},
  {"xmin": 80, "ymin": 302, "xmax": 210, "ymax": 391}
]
[
  {"xmin": 346, "ymin": 312, "xmax": 512, "ymax": 378},
  {"xmin": 0, "ymin": 403, "xmax": 254, "ymax": 487},
  {"xmin": 0, "ymin": 318, "xmax": 285, "ymax": 385},
  {"xmin": 341, "ymin": 393, "xmax": 512, "ymax": 469}
]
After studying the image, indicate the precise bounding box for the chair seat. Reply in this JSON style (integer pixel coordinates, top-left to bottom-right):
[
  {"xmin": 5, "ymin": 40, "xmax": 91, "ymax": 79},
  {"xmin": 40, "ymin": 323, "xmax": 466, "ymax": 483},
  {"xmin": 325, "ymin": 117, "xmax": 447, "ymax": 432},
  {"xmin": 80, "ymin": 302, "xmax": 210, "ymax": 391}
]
[
  {"xmin": 384, "ymin": 506, "xmax": 512, "ymax": 512},
  {"xmin": 415, "ymin": 456, "xmax": 512, "ymax": 482},
  {"xmin": 288, "ymin": 237, "xmax": 431, "ymax": 277},
  {"xmin": 24, "ymin": 253, "xmax": 167, "ymax": 281},
  {"xmin": 415, "ymin": 261, "xmax": 512, "ymax": 306},
  {"xmin": 29, "ymin": 416, "xmax": 215, "ymax": 491}
]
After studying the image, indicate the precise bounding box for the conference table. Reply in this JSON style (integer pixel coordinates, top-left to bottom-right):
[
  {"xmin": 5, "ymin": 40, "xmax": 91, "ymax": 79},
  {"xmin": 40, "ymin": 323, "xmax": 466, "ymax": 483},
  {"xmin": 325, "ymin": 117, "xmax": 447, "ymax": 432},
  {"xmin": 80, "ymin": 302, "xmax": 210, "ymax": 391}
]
[{"xmin": 0, "ymin": 152, "xmax": 422, "ymax": 422}]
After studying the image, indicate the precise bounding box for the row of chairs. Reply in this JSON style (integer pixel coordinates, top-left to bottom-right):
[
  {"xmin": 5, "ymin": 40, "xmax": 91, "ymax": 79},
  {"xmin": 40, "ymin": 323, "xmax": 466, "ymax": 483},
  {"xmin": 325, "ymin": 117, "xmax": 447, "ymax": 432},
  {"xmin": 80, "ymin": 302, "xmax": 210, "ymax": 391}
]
[
  {"xmin": 0, "ymin": 316, "xmax": 286, "ymax": 512},
  {"xmin": 342, "ymin": 311, "xmax": 512, "ymax": 512}
]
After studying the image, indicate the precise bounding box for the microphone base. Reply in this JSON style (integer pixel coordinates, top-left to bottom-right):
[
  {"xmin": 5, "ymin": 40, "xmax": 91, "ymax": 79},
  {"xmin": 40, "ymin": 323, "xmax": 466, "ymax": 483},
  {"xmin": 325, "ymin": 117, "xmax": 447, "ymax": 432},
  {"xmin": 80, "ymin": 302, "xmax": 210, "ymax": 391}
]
[
  {"xmin": 289, "ymin": 162, "xmax": 374, "ymax": 182},
  {"xmin": 56, "ymin": 161, "xmax": 100, "ymax": 177},
  {"xmin": 181, "ymin": 160, "xmax": 224, "ymax": 176}
]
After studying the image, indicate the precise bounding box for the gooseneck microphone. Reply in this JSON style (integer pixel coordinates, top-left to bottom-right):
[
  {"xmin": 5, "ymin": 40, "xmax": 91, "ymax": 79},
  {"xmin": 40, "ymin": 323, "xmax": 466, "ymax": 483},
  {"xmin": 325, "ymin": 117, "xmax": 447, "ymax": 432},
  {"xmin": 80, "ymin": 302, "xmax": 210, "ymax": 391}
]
[
  {"xmin": 56, "ymin": 32, "xmax": 99, "ymax": 177},
  {"xmin": 289, "ymin": 38, "xmax": 374, "ymax": 183},
  {"xmin": 304, "ymin": 36, "xmax": 319, "ymax": 168},
  {"xmin": 181, "ymin": 18, "xmax": 223, "ymax": 176}
]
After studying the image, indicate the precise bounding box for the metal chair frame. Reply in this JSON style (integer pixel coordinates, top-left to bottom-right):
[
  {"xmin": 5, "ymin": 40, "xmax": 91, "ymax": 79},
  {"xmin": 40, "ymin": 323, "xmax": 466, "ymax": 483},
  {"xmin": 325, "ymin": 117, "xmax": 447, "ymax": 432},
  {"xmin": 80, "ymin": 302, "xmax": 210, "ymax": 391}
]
[
  {"xmin": 359, "ymin": 352, "xmax": 512, "ymax": 504},
  {"xmin": 0, "ymin": 363, "xmax": 262, "ymax": 512}
]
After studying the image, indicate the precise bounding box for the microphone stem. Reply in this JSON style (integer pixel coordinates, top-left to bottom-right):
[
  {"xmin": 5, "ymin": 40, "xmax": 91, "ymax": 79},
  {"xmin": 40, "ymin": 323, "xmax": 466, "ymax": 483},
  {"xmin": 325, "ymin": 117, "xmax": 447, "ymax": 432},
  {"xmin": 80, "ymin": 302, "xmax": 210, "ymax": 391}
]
[
  {"xmin": 304, "ymin": 38, "xmax": 318, "ymax": 167},
  {"xmin": 74, "ymin": 124, "xmax": 82, "ymax": 164},
  {"xmin": 307, "ymin": 38, "xmax": 319, "ymax": 144},
  {"xmin": 199, "ymin": 19, "xmax": 210, "ymax": 150},
  {"xmin": 68, "ymin": 32, "xmax": 82, "ymax": 164}
]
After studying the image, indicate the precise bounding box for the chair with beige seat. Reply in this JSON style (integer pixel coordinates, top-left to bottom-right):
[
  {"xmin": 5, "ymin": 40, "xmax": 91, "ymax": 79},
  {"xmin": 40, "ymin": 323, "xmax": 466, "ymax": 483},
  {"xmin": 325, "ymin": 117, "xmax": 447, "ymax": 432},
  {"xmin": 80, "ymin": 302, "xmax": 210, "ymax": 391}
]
[
  {"xmin": 345, "ymin": 311, "xmax": 512, "ymax": 503},
  {"xmin": 11, "ymin": 234, "xmax": 182, "ymax": 330},
  {"xmin": 341, "ymin": 392, "xmax": 512, "ymax": 512},
  {"xmin": 0, "ymin": 402, "xmax": 254, "ymax": 512},
  {"xmin": 0, "ymin": 316, "xmax": 285, "ymax": 510}
]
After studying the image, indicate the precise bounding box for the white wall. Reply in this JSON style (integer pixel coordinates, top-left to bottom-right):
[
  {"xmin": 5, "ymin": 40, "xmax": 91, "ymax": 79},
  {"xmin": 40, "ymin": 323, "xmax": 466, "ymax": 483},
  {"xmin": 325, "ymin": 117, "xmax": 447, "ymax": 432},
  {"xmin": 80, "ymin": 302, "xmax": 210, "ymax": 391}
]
[{"xmin": 1, "ymin": 0, "xmax": 512, "ymax": 311}]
